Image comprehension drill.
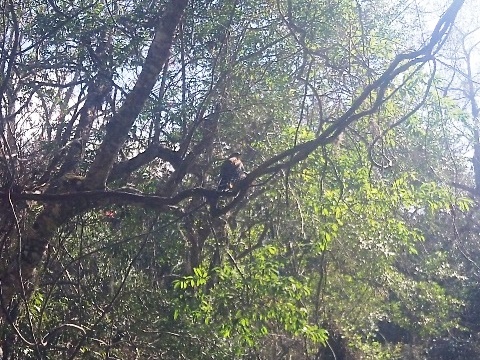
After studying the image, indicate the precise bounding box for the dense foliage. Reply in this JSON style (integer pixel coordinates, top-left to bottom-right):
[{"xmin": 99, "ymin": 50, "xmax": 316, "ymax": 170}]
[{"xmin": 1, "ymin": 0, "xmax": 480, "ymax": 359}]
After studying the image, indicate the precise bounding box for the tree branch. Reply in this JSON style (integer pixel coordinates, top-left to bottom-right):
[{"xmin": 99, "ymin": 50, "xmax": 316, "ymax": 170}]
[
  {"xmin": 85, "ymin": 0, "xmax": 188, "ymax": 188},
  {"xmin": 107, "ymin": 144, "xmax": 181, "ymax": 183}
]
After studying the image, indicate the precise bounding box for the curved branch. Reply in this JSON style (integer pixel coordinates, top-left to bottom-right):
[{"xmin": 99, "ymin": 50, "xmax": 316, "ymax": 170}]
[
  {"xmin": 256, "ymin": 0, "xmax": 462, "ymax": 178},
  {"xmin": 108, "ymin": 144, "xmax": 181, "ymax": 183}
]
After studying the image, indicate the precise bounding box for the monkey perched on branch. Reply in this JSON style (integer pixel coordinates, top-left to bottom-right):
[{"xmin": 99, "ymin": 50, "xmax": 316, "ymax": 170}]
[{"xmin": 217, "ymin": 152, "xmax": 246, "ymax": 191}]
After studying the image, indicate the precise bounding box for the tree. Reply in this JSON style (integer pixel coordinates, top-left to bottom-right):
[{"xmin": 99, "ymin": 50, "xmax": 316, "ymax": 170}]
[{"xmin": 0, "ymin": 0, "xmax": 467, "ymax": 358}]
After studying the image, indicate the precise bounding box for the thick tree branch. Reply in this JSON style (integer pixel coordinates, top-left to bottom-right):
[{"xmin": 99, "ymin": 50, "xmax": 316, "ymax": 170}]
[
  {"xmin": 4, "ymin": 187, "xmax": 219, "ymax": 208},
  {"xmin": 85, "ymin": 0, "xmax": 188, "ymax": 189},
  {"xmin": 108, "ymin": 144, "xmax": 181, "ymax": 183}
]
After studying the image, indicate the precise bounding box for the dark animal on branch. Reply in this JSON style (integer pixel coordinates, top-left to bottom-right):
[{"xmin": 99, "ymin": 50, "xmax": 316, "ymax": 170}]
[{"xmin": 217, "ymin": 152, "xmax": 246, "ymax": 191}]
